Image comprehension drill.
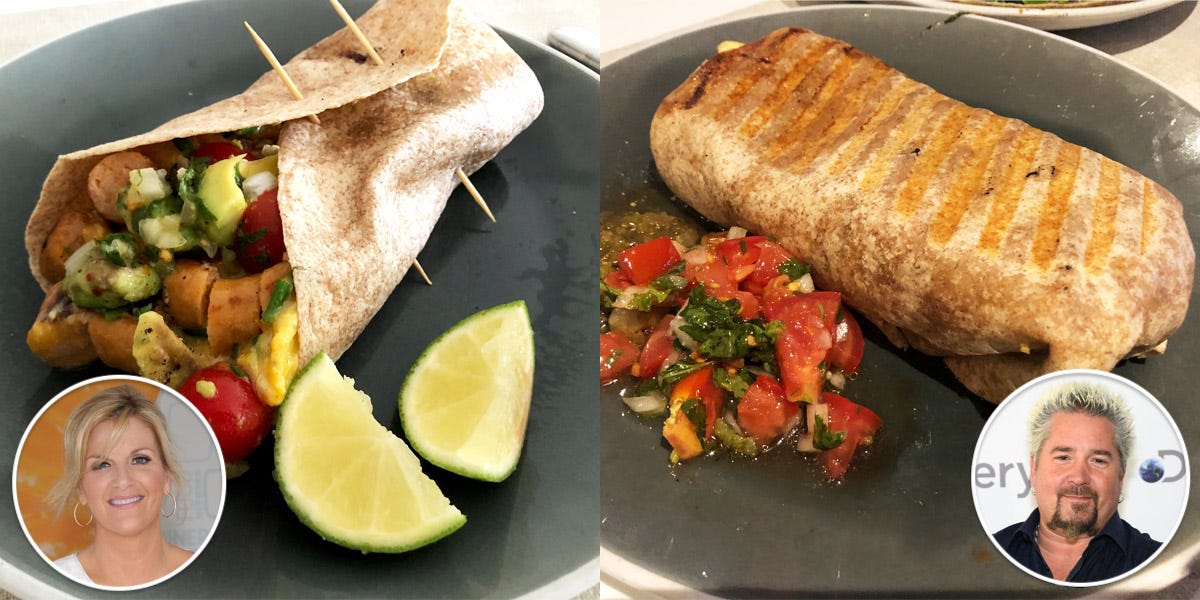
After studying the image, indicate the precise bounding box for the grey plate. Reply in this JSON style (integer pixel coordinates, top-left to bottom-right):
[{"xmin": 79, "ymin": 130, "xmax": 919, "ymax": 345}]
[
  {"xmin": 0, "ymin": 1, "xmax": 598, "ymax": 597},
  {"xmin": 600, "ymin": 6, "xmax": 1199, "ymax": 596}
]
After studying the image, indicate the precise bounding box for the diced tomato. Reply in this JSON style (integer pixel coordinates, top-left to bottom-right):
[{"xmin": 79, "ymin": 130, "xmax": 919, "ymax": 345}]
[
  {"xmin": 766, "ymin": 292, "xmax": 839, "ymax": 403},
  {"xmin": 743, "ymin": 241, "xmax": 794, "ymax": 294},
  {"xmin": 669, "ymin": 365, "xmax": 725, "ymax": 439},
  {"xmin": 828, "ymin": 309, "xmax": 865, "ymax": 375},
  {"xmin": 715, "ymin": 236, "xmax": 765, "ymax": 283},
  {"xmin": 193, "ymin": 141, "xmax": 244, "ymax": 163},
  {"xmin": 736, "ymin": 375, "xmax": 799, "ymax": 446},
  {"xmin": 663, "ymin": 408, "xmax": 704, "ymax": 461},
  {"xmin": 691, "ymin": 261, "xmax": 761, "ymax": 320},
  {"xmin": 819, "ymin": 391, "xmax": 883, "ymax": 480},
  {"xmin": 616, "ymin": 237, "xmax": 681, "ymax": 286},
  {"xmin": 235, "ymin": 188, "xmax": 286, "ymax": 273},
  {"xmin": 637, "ymin": 315, "xmax": 676, "ymax": 379},
  {"xmin": 603, "ymin": 268, "xmax": 633, "ymax": 292},
  {"xmin": 601, "ymin": 331, "xmax": 640, "ymax": 384}
]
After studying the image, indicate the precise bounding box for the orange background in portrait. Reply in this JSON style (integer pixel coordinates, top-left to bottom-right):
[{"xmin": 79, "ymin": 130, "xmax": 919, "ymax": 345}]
[{"xmin": 15, "ymin": 379, "xmax": 161, "ymax": 561}]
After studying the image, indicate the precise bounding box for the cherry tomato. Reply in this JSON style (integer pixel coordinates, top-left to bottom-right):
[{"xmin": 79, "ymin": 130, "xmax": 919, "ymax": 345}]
[
  {"xmin": 616, "ymin": 237, "xmax": 681, "ymax": 286},
  {"xmin": 819, "ymin": 391, "xmax": 883, "ymax": 480},
  {"xmin": 193, "ymin": 141, "xmax": 244, "ymax": 163},
  {"xmin": 236, "ymin": 188, "xmax": 286, "ymax": 273},
  {"xmin": 736, "ymin": 375, "xmax": 798, "ymax": 446},
  {"xmin": 828, "ymin": 309, "xmax": 865, "ymax": 375},
  {"xmin": 637, "ymin": 315, "xmax": 676, "ymax": 379},
  {"xmin": 601, "ymin": 331, "xmax": 640, "ymax": 384},
  {"xmin": 179, "ymin": 363, "xmax": 273, "ymax": 463}
]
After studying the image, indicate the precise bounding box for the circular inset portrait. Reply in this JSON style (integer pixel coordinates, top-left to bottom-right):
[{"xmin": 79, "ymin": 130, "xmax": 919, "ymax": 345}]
[
  {"xmin": 972, "ymin": 369, "xmax": 1188, "ymax": 586},
  {"xmin": 12, "ymin": 376, "xmax": 226, "ymax": 591}
]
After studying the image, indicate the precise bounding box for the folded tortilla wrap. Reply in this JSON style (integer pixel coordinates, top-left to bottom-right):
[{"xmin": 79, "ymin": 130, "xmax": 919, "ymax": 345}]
[
  {"xmin": 650, "ymin": 27, "xmax": 1193, "ymax": 403},
  {"xmin": 26, "ymin": 0, "xmax": 543, "ymax": 367}
]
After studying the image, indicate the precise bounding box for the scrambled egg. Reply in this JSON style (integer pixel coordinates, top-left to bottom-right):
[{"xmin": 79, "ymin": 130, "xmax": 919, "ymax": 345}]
[{"xmin": 237, "ymin": 299, "xmax": 300, "ymax": 406}]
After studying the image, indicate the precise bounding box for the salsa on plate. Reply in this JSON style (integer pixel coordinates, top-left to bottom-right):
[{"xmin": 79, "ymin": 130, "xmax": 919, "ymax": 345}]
[{"xmin": 600, "ymin": 211, "xmax": 882, "ymax": 480}]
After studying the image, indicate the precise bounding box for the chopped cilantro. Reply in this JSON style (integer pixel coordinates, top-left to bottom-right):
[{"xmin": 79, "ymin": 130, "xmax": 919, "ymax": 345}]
[
  {"xmin": 97, "ymin": 233, "xmax": 137, "ymax": 267},
  {"xmin": 812, "ymin": 414, "xmax": 846, "ymax": 451},
  {"xmin": 658, "ymin": 359, "xmax": 709, "ymax": 389},
  {"xmin": 677, "ymin": 286, "xmax": 780, "ymax": 363},
  {"xmin": 778, "ymin": 259, "xmax": 811, "ymax": 280},
  {"xmin": 680, "ymin": 398, "xmax": 706, "ymax": 439},
  {"xmin": 262, "ymin": 275, "xmax": 294, "ymax": 324},
  {"xmin": 713, "ymin": 367, "xmax": 754, "ymax": 402}
]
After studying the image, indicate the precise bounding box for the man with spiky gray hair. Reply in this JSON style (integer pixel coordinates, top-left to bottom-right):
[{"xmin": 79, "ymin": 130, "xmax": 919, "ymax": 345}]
[{"xmin": 992, "ymin": 381, "xmax": 1161, "ymax": 583}]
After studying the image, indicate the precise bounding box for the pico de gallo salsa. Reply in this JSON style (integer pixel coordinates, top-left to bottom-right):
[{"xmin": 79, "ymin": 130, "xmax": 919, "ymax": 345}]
[{"xmin": 600, "ymin": 220, "xmax": 882, "ymax": 480}]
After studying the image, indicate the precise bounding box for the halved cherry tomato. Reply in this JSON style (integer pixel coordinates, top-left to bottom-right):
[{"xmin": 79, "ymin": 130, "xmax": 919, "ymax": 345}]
[
  {"xmin": 819, "ymin": 391, "xmax": 883, "ymax": 480},
  {"xmin": 617, "ymin": 236, "xmax": 681, "ymax": 286},
  {"xmin": 637, "ymin": 315, "xmax": 676, "ymax": 379},
  {"xmin": 235, "ymin": 188, "xmax": 286, "ymax": 273},
  {"xmin": 179, "ymin": 363, "xmax": 273, "ymax": 463},
  {"xmin": 193, "ymin": 141, "xmax": 244, "ymax": 163},
  {"xmin": 736, "ymin": 375, "xmax": 798, "ymax": 446},
  {"xmin": 669, "ymin": 365, "xmax": 725, "ymax": 439},
  {"xmin": 828, "ymin": 309, "xmax": 865, "ymax": 375},
  {"xmin": 601, "ymin": 331, "xmax": 640, "ymax": 384}
]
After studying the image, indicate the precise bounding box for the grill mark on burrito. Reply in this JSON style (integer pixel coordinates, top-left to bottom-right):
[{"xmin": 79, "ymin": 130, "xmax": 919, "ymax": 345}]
[
  {"xmin": 1030, "ymin": 142, "xmax": 1083, "ymax": 270},
  {"xmin": 739, "ymin": 40, "xmax": 843, "ymax": 139},
  {"xmin": 769, "ymin": 58, "xmax": 894, "ymax": 168},
  {"xmin": 1142, "ymin": 179, "xmax": 1158, "ymax": 255},
  {"xmin": 929, "ymin": 115, "xmax": 1010, "ymax": 245},
  {"xmin": 893, "ymin": 104, "xmax": 973, "ymax": 216},
  {"xmin": 821, "ymin": 78, "xmax": 922, "ymax": 177},
  {"xmin": 756, "ymin": 47, "xmax": 873, "ymax": 160},
  {"xmin": 1083, "ymin": 158, "xmax": 1122, "ymax": 271},
  {"xmin": 977, "ymin": 127, "xmax": 1044, "ymax": 254},
  {"xmin": 708, "ymin": 32, "xmax": 823, "ymax": 126},
  {"xmin": 854, "ymin": 92, "xmax": 949, "ymax": 193}
]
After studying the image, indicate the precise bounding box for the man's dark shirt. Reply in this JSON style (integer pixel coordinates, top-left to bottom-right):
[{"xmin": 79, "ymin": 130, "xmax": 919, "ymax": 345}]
[{"xmin": 993, "ymin": 508, "xmax": 1162, "ymax": 583}]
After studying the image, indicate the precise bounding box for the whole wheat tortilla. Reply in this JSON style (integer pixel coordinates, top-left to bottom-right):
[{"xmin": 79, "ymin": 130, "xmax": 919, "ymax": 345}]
[
  {"xmin": 26, "ymin": 0, "xmax": 543, "ymax": 368},
  {"xmin": 27, "ymin": 0, "xmax": 453, "ymax": 290},
  {"xmin": 279, "ymin": 7, "xmax": 544, "ymax": 362}
]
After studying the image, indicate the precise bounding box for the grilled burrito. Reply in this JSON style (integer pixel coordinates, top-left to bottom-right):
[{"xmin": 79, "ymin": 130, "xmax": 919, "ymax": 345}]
[
  {"xmin": 650, "ymin": 27, "xmax": 1193, "ymax": 402},
  {"xmin": 25, "ymin": 0, "xmax": 544, "ymax": 405}
]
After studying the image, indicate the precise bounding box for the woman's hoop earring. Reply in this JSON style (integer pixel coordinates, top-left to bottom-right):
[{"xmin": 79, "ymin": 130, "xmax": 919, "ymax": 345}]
[
  {"xmin": 72, "ymin": 503, "xmax": 92, "ymax": 527},
  {"xmin": 161, "ymin": 492, "xmax": 177, "ymax": 518},
  {"xmin": 1119, "ymin": 494, "xmax": 1125, "ymax": 504}
]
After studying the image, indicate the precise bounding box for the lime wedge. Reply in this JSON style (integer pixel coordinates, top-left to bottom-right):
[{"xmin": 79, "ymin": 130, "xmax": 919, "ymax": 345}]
[
  {"xmin": 275, "ymin": 352, "xmax": 465, "ymax": 553},
  {"xmin": 399, "ymin": 300, "xmax": 535, "ymax": 482}
]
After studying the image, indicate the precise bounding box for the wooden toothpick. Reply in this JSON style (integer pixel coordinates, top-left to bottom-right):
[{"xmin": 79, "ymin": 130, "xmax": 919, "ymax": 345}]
[
  {"xmin": 324, "ymin": 1, "xmax": 497, "ymax": 223},
  {"xmin": 327, "ymin": 0, "xmax": 384, "ymax": 65},
  {"xmin": 411, "ymin": 259, "xmax": 432, "ymax": 285},
  {"xmin": 244, "ymin": 21, "xmax": 321, "ymax": 125},
  {"xmin": 455, "ymin": 168, "xmax": 496, "ymax": 223}
]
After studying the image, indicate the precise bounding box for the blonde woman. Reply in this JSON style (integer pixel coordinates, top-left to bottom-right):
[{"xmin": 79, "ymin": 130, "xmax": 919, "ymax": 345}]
[{"xmin": 45, "ymin": 385, "xmax": 193, "ymax": 587}]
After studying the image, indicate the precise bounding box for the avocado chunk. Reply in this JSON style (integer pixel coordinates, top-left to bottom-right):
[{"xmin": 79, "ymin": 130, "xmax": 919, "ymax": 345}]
[
  {"xmin": 61, "ymin": 236, "xmax": 161, "ymax": 310},
  {"xmin": 197, "ymin": 155, "xmax": 248, "ymax": 248}
]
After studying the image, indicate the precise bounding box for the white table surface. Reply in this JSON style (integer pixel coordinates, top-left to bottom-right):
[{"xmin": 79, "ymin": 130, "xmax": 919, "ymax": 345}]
[
  {"xmin": 599, "ymin": 1, "xmax": 1200, "ymax": 598},
  {"xmin": 0, "ymin": 1, "xmax": 597, "ymax": 598}
]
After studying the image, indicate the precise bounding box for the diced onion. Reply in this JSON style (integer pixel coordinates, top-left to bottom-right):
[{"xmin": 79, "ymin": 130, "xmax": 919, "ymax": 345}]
[
  {"xmin": 683, "ymin": 248, "xmax": 707, "ymax": 265},
  {"xmin": 726, "ymin": 226, "xmax": 747, "ymax": 240},
  {"xmin": 669, "ymin": 314, "xmax": 699, "ymax": 351},
  {"xmin": 612, "ymin": 286, "xmax": 649, "ymax": 310},
  {"xmin": 826, "ymin": 370, "xmax": 846, "ymax": 390},
  {"xmin": 671, "ymin": 240, "xmax": 688, "ymax": 255},
  {"xmin": 798, "ymin": 273, "xmax": 815, "ymax": 294},
  {"xmin": 242, "ymin": 171, "xmax": 278, "ymax": 201},
  {"xmin": 722, "ymin": 412, "xmax": 745, "ymax": 436},
  {"xmin": 623, "ymin": 392, "xmax": 667, "ymax": 417}
]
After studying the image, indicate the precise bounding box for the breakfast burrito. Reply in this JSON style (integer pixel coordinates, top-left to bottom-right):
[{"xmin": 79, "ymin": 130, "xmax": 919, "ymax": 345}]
[
  {"xmin": 649, "ymin": 27, "xmax": 1193, "ymax": 403},
  {"xmin": 25, "ymin": 0, "xmax": 544, "ymax": 406}
]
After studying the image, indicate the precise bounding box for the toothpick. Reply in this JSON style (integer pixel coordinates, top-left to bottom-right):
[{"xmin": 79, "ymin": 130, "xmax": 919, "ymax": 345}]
[
  {"xmin": 412, "ymin": 259, "xmax": 432, "ymax": 285},
  {"xmin": 244, "ymin": 21, "xmax": 321, "ymax": 125},
  {"xmin": 455, "ymin": 168, "xmax": 496, "ymax": 223},
  {"xmin": 327, "ymin": 0, "xmax": 384, "ymax": 65},
  {"xmin": 322, "ymin": 2, "xmax": 497, "ymax": 223}
]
